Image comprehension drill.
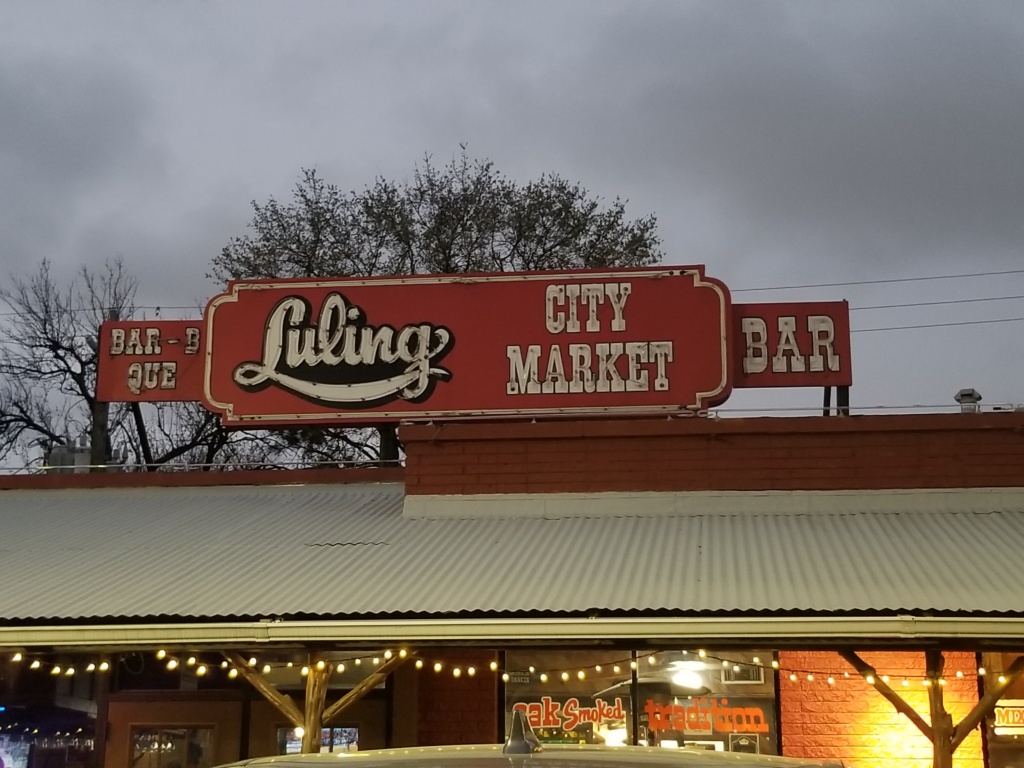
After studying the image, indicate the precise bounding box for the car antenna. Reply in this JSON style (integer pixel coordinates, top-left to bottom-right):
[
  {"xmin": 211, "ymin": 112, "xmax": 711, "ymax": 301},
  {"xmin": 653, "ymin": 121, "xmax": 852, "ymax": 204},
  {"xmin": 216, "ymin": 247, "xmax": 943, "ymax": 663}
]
[{"xmin": 503, "ymin": 710, "xmax": 542, "ymax": 754}]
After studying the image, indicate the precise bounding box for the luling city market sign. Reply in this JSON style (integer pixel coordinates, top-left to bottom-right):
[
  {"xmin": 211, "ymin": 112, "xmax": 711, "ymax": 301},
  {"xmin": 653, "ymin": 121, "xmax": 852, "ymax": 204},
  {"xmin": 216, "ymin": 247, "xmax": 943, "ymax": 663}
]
[{"xmin": 96, "ymin": 266, "xmax": 852, "ymax": 426}]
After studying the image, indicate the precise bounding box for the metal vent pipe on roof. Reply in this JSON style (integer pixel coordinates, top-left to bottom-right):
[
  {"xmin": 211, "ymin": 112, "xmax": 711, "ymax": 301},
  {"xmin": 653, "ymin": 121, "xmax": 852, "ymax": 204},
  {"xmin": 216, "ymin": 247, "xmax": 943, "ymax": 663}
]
[{"xmin": 954, "ymin": 388, "xmax": 982, "ymax": 413}]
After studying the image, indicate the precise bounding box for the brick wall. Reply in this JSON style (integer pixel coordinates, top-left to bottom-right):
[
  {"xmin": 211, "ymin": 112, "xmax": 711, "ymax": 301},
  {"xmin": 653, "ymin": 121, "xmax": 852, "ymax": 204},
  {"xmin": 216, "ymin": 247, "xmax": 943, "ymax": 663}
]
[
  {"xmin": 402, "ymin": 413, "xmax": 1024, "ymax": 495},
  {"xmin": 415, "ymin": 649, "xmax": 500, "ymax": 746},
  {"xmin": 779, "ymin": 651, "xmax": 983, "ymax": 768}
]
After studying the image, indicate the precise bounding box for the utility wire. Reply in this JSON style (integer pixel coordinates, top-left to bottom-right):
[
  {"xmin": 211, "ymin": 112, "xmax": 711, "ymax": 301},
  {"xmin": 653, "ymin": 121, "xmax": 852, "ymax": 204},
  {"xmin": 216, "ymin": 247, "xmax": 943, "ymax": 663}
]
[
  {"xmin": 854, "ymin": 316, "xmax": 1024, "ymax": 333},
  {"xmin": 732, "ymin": 268, "xmax": 1024, "ymax": 292},
  {"xmin": 851, "ymin": 295, "xmax": 1024, "ymax": 311}
]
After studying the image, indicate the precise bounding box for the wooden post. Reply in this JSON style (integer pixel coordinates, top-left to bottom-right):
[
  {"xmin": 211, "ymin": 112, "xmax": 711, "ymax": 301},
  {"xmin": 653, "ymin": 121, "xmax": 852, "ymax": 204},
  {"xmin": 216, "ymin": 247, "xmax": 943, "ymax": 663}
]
[
  {"xmin": 839, "ymin": 651, "xmax": 934, "ymax": 739},
  {"xmin": 301, "ymin": 655, "xmax": 332, "ymax": 753},
  {"xmin": 926, "ymin": 650, "xmax": 955, "ymax": 768}
]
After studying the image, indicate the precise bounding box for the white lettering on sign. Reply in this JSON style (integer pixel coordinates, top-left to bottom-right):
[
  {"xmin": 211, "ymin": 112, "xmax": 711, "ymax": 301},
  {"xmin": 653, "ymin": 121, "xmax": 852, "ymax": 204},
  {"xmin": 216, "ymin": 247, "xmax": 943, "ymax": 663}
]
[
  {"xmin": 511, "ymin": 281, "xmax": 672, "ymax": 396},
  {"xmin": 232, "ymin": 293, "xmax": 454, "ymax": 405},
  {"xmin": 127, "ymin": 362, "xmax": 177, "ymax": 395},
  {"xmin": 545, "ymin": 282, "xmax": 631, "ymax": 333},
  {"xmin": 108, "ymin": 325, "xmax": 200, "ymax": 394},
  {"xmin": 741, "ymin": 315, "xmax": 840, "ymax": 375}
]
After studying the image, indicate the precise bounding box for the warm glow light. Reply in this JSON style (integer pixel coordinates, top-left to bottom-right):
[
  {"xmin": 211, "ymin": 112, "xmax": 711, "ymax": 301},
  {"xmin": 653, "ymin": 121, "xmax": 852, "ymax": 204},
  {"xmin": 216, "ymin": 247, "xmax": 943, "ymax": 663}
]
[
  {"xmin": 722, "ymin": 659, "xmax": 730, "ymax": 668},
  {"xmin": 385, "ymin": 650, "xmax": 393, "ymax": 659},
  {"xmin": 540, "ymin": 673, "xmax": 549, "ymax": 682},
  {"xmin": 999, "ymin": 675, "xmax": 1007, "ymax": 683},
  {"xmin": 316, "ymin": 660, "xmax": 326, "ymax": 670},
  {"xmin": 187, "ymin": 656, "xmax": 196, "ymax": 666},
  {"xmin": 99, "ymin": 661, "xmax": 110, "ymax": 672},
  {"xmin": 228, "ymin": 669, "xmax": 239, "ymax": 679},
  {"xmin": 979, "ymin": 667, "xmax": 987, "ymax": 676},
  {"xmin": 827, "ymin": 677, "xmax": 835, "ymax": 685},
  {"xmin": 577, "ymin": 670, "xmax": 585, "ymax": 680},
  {"xmin": 752, "ymin": 657, "xmax": 761, "ymax": 665},
  {"xmin": 771, "ymin": 660, "xmax": 780, "ymax": 669},
  {"xmin": 595, "ymin": 665, "xmax": 602, "ymax": 672},
  {"xmin": 51, "ymin": 665, "xmax": 61, "ymax": 675},
  {"xmin": 490, "ymin": 661, "xmax": 498, "ymax": 671},
  {"xmin": 529, "ymin": 666, "xmax": 536, "ymax": 673},
  {"xmin": 167, "ymin": 660, "xmax": 179, "ymax": 670},
  {"xmin": 698, "ymin": 650, "xmax": 706, "ymax": 658},
  {"xmin": 789, "ymin": 673, "xmax": 798, "ymax": 682},
  {"xmin": 197, "ymin": 665, "xmax": 207, "ymax": 676},
  {"xmin": 415, "ymin": 660, "xmax": 424, "ymax": 669},
  {"xmin": 65, "ymin": 667, "xmax": 75, "ymax": 676},
  {"xmin": 301, "ymin": 666, "xmax": 309, "ymax": 676},
  {"xmin": 221, "ymin": 661, "xmax": 229, "ymax": 669},
  {"xmin": 940, "ymin": 678, "xmax": 947, "ymax": 686},
  {"xmin": 902, "ymin": 679, "xmax": 909, "ymax": 687},
  {"xmin": 468, "ymin": 667, "xmax": 476, "ymax": 676},
  {"xmin": 262, "ymin": 664, "xmax": 271, "ymax": 674},
  {"xmin": 613, "ymin": 665, "xmax": 621, "ymax": 674},
  {"xmin": 30, "ymin": 660, "xmax": 41, "ymax": 669},
  {"xmin": 923, "ymin": 679, "xmax": 932, "ymax": 687},
  {"xmin": 248, "ymin": 657, "xmax": 257, "ymax": 666},
  {"xmin": 881, "ymin": 675, "xmax": 889, "ymax": 683},
  {"xmin": 337, "ymin": 663, "xmax": 345, "ymax": 673},
  {"xmin": 294, "ymin": 727, "xmax": 305, "ymax": 739},
  {"xmin": 630, "ymin": 661, "xmax": 637, "ymax": 670},
  {"xmin": 156, "ymin": 650, "xmax": 166, "ymax": 659},
  {"xmin": 561, "ymin": 672, "xmax": 569, "ymax": 681},
  {"xmin": 434, "ymin": 662, "xmax": 443, "ymax": 673},
  {"xmin": 502, "ymin": 673, "xmax": 510, "ymax": 682},
  {"xmin": 373, "ymin": 657, "xmax": 380, "ymax": 665},
  {"xmin": 12, "ymin": 653, "xmax": 22, "ymax": 662},
  {"xmin": 956, "ymin": 670, "xmax": 964, "ymax": 678},
  {"xmin": 399, "ymin": 649, "xmax": 408, "ymax": 658},
  {"xmin": 865, "ymin": 675, "xmax": 875, "ymax": 684},
  {"xmin": 86, "ymin": 663, "xmax": 96, "ymax": 672},
  {"xmin": 648, "ymin": 656, "xmax": 656, "ymax": 665},
  {"xmin": 453, "ymin": 668, "xmax": 462, "ymax": 678},
  {"xmin": 807, "ymin": 674, "xmax": 814, "ymax": 681}
]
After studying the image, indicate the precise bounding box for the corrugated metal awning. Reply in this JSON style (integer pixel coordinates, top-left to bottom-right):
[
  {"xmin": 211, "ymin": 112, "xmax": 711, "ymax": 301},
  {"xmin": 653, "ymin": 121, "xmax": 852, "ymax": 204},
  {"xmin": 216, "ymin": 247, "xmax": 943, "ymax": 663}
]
[{"xmin": 2, "ymin": 481, "xmax": 1024, "ymax": 641}]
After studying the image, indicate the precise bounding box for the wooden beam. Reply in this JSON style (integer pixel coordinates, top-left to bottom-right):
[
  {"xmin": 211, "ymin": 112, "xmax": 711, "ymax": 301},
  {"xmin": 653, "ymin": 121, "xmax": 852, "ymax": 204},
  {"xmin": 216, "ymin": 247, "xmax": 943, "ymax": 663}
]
[
  {"xmin": 839, "ymin": 650, "xmax": 933, "ymax": 741},
  {"xmin": 224, "ymin": 652, "xmax": 303, "ymax": 727},
  {"xmin": 952, "ymin": 654, "xmax": 1024, "ymax": 750},
  {"xmin": 323, "ymin": 653, "xmax": 412, "ymax": 725},
  {"xmin": 926, "ymin": 650, "xmax": 954, "ymax": 768}
]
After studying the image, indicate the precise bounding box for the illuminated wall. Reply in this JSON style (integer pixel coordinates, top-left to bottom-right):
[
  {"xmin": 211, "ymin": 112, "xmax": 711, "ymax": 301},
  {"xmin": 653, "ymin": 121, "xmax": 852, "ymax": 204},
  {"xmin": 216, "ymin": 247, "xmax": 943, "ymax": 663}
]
[{"xmin": 779, "ymin": 651, "xmax": 983, "ymax": 768}]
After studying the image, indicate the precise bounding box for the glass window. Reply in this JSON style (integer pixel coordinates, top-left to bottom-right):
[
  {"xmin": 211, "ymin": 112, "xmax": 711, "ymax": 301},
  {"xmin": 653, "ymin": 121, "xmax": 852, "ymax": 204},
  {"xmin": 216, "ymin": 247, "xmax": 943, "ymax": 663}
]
[
  {"xmin": 276, "ymin": 727, "xmax": 359, "ymax": 754},
  {"xmin": 504, "ymin": 650, "xmax": 778, "ymax": 754},
  {"xmin": 130, "ymin": 727, "xmax": 214, "ymax": 768}
]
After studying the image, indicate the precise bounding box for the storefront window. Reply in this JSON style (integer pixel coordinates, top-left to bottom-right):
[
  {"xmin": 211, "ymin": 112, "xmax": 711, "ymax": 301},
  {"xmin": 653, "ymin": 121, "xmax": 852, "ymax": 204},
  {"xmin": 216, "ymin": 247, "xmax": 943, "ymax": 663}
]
[
  {"xmin": 130, "ymin": 727, "xmax": 214, "ymax": 768},
  {"xmin": 276, "ymin": 727, "xmax": 359, "ymax": 754},
  {"xmin": 503, "ymin": 650, "xmax": 778, "ymax": 754}
]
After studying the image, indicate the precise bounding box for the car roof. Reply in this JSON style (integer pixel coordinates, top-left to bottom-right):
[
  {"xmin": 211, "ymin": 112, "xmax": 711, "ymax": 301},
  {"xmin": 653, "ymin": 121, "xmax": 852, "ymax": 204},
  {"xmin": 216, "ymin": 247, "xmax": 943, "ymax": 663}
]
[{"xmin": 218, "ymin": 744, "xmax": 842, "ymax": 768}]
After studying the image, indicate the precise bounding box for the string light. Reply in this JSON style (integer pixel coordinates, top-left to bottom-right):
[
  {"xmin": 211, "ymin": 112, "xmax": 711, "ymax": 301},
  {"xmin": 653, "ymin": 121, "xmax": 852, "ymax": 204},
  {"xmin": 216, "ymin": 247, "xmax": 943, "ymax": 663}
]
[
  {"xmin": 502, "ymin": 673, "xmax": 510, "ymax": 682},
  {"xmin": 399, "ymin": 649, "xmax": 408, "ymax": 658},
  {"xmin": 468, "ymin": 667, "xmax": 476, "ymax": 676},
  {"xmin": 433, "ymin": 662, "xmax": 443, "ymax": 673},
  {"xmin": 12, "ymin": 653, "xmax": 22, "ymax": 662},
  {"xmin": 561, "ymin": 672, "xmax": 569, "ymax": 681},
  {"xmin": 490, "ymin": 661, "xmax": 498, "ymax": 671},
  {"xmin": 301, "ymin": 666, "xmax": 309, "ymax": 676},
  {"xmin": 539, "ymin": 673, "xmax": 549, "ymax": 682},
  {"xmin": 156, "ymin": 650, "xmax": 166, "ymax": 660},
  {"xmin": 50, "ymin": 666, "xmax": 61, "ymax": 675},
  {"xmin": 384, "ymin": 650, "xmax": 393, "ymax": 660},
  {"xmin": 197, "ymin": 665, "xmax": 207, "ymax": 676},
  {"xmin": 86, "ymin": 663, "xmax": 96, "ymax": 672},
  {"xmin": 99, "ymin": 661, "xmax": 110, "ymax": 672},
  {"xmin": 262, "ymin": 664, "xmax": 272, "ymax": 674},
  {"xmin": 248, "ymin": 657, "xmax": 257, "ymax": 667},
  {"xmin": 415, "ymin": 660, "xmax": 424, "ymax": 670},
  {"xmin": 228, "ymin": 668, "xmax": 238, "ymax": 679},
  {"xmin": 186, "ymin": 656, "xmax": 196, "ymax": 666},
  {"xmin": 316, "ymin": 660, "xmax": 326, "ymax": 670},
  {"xmin": 453, "ymin": 668, "xmax": 462, "ymax": 678},
  {"xmin": 167, "ymin": 660, "xmax": 178, "ymax": 670}
]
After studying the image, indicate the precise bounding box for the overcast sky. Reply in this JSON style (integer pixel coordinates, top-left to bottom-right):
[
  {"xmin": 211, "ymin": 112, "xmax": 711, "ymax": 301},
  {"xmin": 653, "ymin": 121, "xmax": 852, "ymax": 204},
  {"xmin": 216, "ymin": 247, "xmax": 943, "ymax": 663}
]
[{"xmin": 2, "ymin": 1, "xmax": 1022, "ymax": 414}]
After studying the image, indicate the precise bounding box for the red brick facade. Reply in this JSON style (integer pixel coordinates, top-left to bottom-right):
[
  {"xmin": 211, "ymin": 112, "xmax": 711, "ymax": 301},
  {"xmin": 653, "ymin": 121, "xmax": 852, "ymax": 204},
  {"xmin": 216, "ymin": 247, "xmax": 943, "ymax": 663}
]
[
  {"xmin": 779, "ymin": 651, "xmax": 983, "ymax": 768},
  {"xmin": 402, "ymin": 412, "xmax": 1024, "ymax": 495}
]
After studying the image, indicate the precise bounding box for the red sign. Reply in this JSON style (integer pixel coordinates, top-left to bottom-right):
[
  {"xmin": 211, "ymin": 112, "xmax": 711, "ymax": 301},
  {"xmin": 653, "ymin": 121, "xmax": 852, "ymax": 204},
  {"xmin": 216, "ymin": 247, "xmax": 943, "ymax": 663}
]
[
  {"xmin": 731, "ymin": 301, "xmax": 852, "ymax": 388},
  {"xmin": 513, "ymin": 697, "xmax": 626, "ymax": 731},
  {"xmin": 200, "ymin": 267, "xmax": 731, "ymax": 426},
  {"xmin": 645, "ymin": 697, "xmax": 770, "ymax": 734},
  {"xmin": 96, "ymin": 320, "xmax": 205, "ymax": 402}
]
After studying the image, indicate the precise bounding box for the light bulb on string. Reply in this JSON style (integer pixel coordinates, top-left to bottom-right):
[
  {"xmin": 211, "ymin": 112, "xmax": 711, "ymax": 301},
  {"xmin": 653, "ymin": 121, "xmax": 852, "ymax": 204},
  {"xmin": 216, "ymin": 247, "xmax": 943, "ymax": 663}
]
[
  {"xmin": 197, "ymin": 665, "xmax": 207, "ymax": 676},
  {"xmin": 999, "ymin": 675, "xmax": 1008, "ymax": 684},
  {"xmin": 881, "ymin": 675, "xmax": 889, "ymax": 683},
  {"xmin": 489, "ymin": 661, "xmax": 498, "ymax": 671},
  {"xmin": 248, "ymin": 657, "xmax": 257, "ymax": 667},
  {"xmin": 771, "ymin": 660, "xmax": 779, "ymax": 669},
  {"xmin": 228, "ymin": 669, "xmax": 239, "ymax": 679},
  {"xmin": 12, "ymin": 653, "xmax": 22, "ymax": 662},
  {"xmin": 979, "ymin": 667, "xmax": 987, "ymax": 676},
  {"xmin": 384, "ymin": 650, "xmax": 393, "ymax": 660},
  {"xmin": 301, "ymin": 666, "xmax": 309, "ymax": 676},
  {"xmin": 337, "ymin": 663, "xmax": 345, "ymax": 674},
  {"xmin": 501, "ymin": 673, "xmax": 510, "ymax": 682},
  {"xmin": 156, "ymin": 650, "xmax": 166, "ymax": 660},
  {"xmin": 373, "ymin": 658, "xmax": 380, "ymax": 665},
  {"xmin": 956, "ymin": 670, "xmax": 964, "ymax": 678},
  {"xmin": 827, "ymin": 677, "xmax": 835, "ymax": 685},
  {"xmin": 789, "ymin": 673, "xmax": 797, "ymax": 682},
  {"xmin": 467, "ymin": 667, "xmax": 476, "ymax": 676},
  {"xmin": 648, "ymin": 656, "xmax": 656, "ymax": 665},
  {"xmin": 613, "ymin": 665, "xmax": 621, "ymax": 674},
  {"xmin": 540, "ymin": 673, "xmax": 548, "ymax": 683},
  {"xmin": 434, "ymin": 662, "xmax": 443, "ymax": 673},
  {"xmin": 399, "ymin": 649, "xmax": 407, "ymax": 658},
  {"xmin": 65, "ymin": 667, "xmax": 75, "ymax": 676},
  {"xmin": 698, "ymin": 650, "xmax": 706, "ymax": 658},
  {"xmin": 561, "ymin": 672, "xmax": 569, "ymax": 682},
  {"xmin": 865, "ymin": 675, "xmax": 875, "ymax": 685},
  {"xmin": 262, "ymin": 665, "xmax": 271, "ymax": 674},
  {"xmin": 595, "ymin": 665, "xmax": 602, "ymax": 672},
  {"xmin": 86, "ymin": 663, "xmax": 96, "ymax": 672},
  {"xmin": 354, "ymin": 659, "xmax": 361, "ymax": 666},
  {"xmin": 187, "ymin": 657, "xmax": 196, "ymax": 667},
  {"xmin": 752, "ymin": 657, "xmax": 760, "ymax": 665},
  {"xmin": 806, "ymin": 674, "xmax": 814, "ymax": 682},
  {"xmin": 167, "ymin": 660, "xmax": 178, "ymax": 670},
  {"xmin": 453, "ymin": 668, "xmax": 461, "ymax": 678},
  {"xmin": 316, "ymin": 660, "xmax": 326, "ymax": 670},
  {"xmin": 577, "ymin": 670, "xmax": 585, "ymax": 680},
  {"xmin": 902, "ymin": 679, "xmax": 909, "ymax": 687},
  {"xmin": 630, "ymin": 661, "xmax": 637, "ymax": 670},
  {"xmin": 99, "ymin": 661, "xmax": 110, "ymax": 672},
  {"xmin": 415, "ymin": 660, "xmax": 424, "ymax": 670}
]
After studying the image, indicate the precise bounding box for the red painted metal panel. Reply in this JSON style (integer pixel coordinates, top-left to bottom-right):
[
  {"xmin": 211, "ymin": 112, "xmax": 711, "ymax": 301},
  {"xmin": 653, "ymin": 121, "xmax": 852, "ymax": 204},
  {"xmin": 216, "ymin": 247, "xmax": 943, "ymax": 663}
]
[
  {"xmin": 96, "ymin": 320, "xmax": 205, "ymax": 402},
  {"xmin": 201, "ymin": 267, "xmax": 732, "ymax": 426},
  {"xmin": 731, "ymin": 301, "xmax": 852, "ymax": 388}
]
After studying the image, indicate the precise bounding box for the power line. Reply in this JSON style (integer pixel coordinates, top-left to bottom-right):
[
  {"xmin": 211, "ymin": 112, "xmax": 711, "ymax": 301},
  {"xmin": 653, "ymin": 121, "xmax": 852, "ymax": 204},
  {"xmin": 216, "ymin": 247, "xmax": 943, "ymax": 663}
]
[
  {"xmin": 732, "ymin": 268, "xmax": 1024, "ymax": 293},
  {"xmin": 853, "ymin": 316, "xmax": 1024, "ymax": 333},
  {"xmin": 851, "ymin": 294, "xmax": 1024, "ymax": 311}
]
